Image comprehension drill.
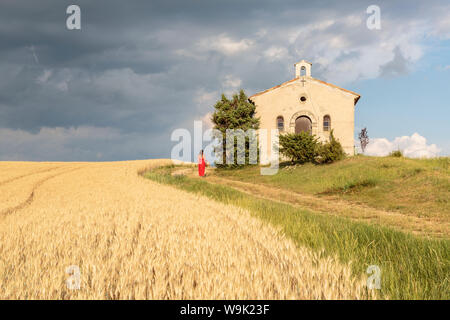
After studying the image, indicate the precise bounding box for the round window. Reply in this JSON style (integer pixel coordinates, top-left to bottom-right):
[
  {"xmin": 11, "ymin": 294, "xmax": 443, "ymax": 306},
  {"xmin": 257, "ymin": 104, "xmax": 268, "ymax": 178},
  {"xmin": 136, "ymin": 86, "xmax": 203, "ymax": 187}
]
[{"xmin": 300, "ymin": 96, "xmax": 307, "ymax": 102}]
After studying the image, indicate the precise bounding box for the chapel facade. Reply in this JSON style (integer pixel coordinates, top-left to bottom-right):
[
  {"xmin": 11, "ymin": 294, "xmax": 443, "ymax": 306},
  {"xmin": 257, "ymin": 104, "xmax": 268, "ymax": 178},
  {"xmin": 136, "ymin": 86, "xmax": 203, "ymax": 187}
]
[{"xmin": 249, "ymin": 60, "xmax": 361, "ymax": 159}]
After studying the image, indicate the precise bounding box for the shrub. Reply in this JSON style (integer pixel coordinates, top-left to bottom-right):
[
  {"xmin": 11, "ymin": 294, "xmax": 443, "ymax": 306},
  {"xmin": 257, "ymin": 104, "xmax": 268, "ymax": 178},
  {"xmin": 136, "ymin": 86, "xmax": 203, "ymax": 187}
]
[
  {"xmin": 279, "ymin": 132, "xmax": 320, "ymax": 164},
  {"xmin": 389, "ymin": 150, "xmax": 403, "ymax": 157},
  {"xmin": 319, "ymin": 130, "xmax": 345, "ymax": 164}
]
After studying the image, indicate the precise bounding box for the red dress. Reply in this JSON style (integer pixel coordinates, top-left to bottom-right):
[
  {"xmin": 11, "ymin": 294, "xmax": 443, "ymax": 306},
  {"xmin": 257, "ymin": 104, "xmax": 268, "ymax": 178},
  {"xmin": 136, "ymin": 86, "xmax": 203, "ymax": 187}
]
[{"xmin": 198, "ymin": 155, "xmax": 206, "ymax": 176}]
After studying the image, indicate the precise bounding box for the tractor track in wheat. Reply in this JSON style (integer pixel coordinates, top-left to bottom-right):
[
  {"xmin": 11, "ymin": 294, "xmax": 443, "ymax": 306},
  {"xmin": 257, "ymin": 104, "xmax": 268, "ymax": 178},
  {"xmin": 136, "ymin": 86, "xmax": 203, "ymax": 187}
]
[
  {"xmin": 0, "ymin": 166, "xmax": 83, "ymax": 218},
  {"xmin": 0, "ymin": 166, "xmax": 62, "ymax": 187}
]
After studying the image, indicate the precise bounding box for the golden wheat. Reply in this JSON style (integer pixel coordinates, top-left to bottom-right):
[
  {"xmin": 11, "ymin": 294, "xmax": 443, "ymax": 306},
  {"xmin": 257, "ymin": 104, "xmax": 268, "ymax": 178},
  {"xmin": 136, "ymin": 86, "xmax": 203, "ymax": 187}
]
[{"xmin": 0, "ymin": 160, "xmax": 370, "ymax": 299}]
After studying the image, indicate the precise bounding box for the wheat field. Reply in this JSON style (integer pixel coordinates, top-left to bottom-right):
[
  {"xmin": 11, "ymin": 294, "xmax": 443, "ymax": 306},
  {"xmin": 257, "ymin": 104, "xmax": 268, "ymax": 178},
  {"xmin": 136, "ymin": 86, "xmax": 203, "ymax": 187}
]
[{"xmin": 0, "ymin": 160, "xmax": 370, "ymax": 299}]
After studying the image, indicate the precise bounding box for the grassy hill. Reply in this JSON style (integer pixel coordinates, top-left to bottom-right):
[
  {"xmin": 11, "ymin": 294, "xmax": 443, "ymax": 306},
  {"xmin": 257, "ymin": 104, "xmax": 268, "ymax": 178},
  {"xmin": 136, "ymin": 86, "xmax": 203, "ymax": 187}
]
[{"xmin": 216, "ymin": 155, "xmax": 449, "ymax": 224}]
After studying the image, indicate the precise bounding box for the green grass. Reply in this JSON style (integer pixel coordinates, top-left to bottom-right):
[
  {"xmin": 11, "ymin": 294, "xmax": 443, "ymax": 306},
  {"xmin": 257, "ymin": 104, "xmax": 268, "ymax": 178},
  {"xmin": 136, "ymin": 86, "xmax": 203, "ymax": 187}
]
[
  {"xmin": 216, "ymin": 155, "xmax": 450, "ymax": 219},
  {"xmin": 144, "ymin": 165, "xmax": 449, "ymax": 300}
]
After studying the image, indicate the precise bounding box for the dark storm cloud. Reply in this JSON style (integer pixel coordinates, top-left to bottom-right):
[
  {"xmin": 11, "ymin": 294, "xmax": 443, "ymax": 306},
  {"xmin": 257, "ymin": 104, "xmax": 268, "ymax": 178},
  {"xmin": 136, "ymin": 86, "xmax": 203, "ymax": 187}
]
[{"xmin": 0, "ymin": 0, "xmax": 448, "ymax": 160}]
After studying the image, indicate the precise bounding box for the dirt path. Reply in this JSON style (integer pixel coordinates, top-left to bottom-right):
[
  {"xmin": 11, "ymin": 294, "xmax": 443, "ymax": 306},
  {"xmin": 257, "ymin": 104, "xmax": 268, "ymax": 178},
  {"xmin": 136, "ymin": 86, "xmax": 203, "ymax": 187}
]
[
  {"xmin": 177, "ymin": 167, "xmax": 448, "ymax": 238},
  {"xmin": 0, "ymin": 160, "xmax": 369, "ymax": 299}
]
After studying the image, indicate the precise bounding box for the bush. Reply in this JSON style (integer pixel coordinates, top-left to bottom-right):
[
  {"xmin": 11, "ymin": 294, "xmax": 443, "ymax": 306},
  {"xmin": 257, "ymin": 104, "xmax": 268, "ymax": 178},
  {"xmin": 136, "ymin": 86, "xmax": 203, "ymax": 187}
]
[
  {"xmin": 318, "ymin": 130, "xmax": 346, "ymax": 164},
  {"xmin": 279, "ymin": 132, "xmax": 320, "ymax": 164},
  {"xmin": 279, "ymin": 130, "xmax": 346, "ymax": 165},
  {"xmin": 389, "ymin": 150, "xmax": 403, "ymax": 157}
]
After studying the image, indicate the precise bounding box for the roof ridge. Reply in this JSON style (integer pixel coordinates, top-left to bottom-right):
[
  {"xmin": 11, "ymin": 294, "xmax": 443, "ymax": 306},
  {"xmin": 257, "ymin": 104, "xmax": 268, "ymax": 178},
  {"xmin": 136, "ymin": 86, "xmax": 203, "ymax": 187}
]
[{"xmin": 249, "ymin": 77, "xmax": 361, "ymax": 105}]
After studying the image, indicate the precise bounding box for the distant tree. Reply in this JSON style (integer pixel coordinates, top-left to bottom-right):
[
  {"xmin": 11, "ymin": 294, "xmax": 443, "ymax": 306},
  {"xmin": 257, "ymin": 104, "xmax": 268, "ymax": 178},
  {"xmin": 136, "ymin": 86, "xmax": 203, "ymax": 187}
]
[
  {"xmin": 389, "ymin": 150, "xmax": 403, "ymax": 157},
  {"xmin": 358, "ymin": 127, "xmax": 369, "ymax": 153},
  {"xmin": 211, "ymin": 90, "xmax": 260, "ymax": 167}
]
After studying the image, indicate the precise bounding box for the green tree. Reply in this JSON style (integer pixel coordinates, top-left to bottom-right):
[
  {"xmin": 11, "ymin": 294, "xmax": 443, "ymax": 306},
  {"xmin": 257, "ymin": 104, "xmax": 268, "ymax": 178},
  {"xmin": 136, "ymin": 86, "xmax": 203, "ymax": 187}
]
[
  {"xmin": 211, "ymin": 90, "xmax": 260, "ymax": 167},
  {"xmin": 279, "ymin": 132, "xmax": 320, "ymax": 164},
  {"xmin": 318, "ymin": 130, "xmax": 346, "ymax": 163}
]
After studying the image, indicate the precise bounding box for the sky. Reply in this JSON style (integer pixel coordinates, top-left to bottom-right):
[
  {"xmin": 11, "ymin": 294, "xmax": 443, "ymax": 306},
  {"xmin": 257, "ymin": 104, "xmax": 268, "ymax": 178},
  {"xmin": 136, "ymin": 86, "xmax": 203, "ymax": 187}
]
[{"xmin": 0, "ymin": 0, "xmax": 449, "ymax": 161}]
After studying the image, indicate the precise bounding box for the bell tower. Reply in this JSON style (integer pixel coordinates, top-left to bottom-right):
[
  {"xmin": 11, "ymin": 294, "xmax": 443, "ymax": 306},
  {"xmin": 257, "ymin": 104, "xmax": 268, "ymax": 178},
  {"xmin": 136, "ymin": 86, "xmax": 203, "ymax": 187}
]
[{"xmin": 294, "ymin": 60, "xmax": 312, "ymax": 78}]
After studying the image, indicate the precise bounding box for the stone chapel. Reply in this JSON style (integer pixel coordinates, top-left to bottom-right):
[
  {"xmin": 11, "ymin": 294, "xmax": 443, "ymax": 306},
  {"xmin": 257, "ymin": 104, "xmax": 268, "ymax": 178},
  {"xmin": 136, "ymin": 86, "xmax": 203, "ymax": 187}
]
[{"xmin": 249, "ymin": 60, "xmax": 361, "ymax": 157}]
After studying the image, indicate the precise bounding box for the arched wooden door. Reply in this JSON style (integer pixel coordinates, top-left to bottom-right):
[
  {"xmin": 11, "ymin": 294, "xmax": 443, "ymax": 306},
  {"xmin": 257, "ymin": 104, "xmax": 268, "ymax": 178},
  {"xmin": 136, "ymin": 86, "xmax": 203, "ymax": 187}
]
[{"xmin": 295, "ymin": 116, "xmax": 312, "ymax": 134}]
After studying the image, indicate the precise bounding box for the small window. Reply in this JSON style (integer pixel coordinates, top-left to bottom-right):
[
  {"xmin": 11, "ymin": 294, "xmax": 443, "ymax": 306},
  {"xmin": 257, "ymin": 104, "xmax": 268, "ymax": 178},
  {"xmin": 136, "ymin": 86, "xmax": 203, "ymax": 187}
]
[
  {"xmin": 276, "ymin": 116, "xmax": 284, "ymax": 132},
  {"xmin": 323, "ymin": 115, "xmax": 331, "ymax": 132},
  {"xmin": 300, "ymin": 96, "xmax": 307, "ymax": 102},
  {"xmin": 300, "ymin": 66, "xmax": 306, "ymax": 77}
]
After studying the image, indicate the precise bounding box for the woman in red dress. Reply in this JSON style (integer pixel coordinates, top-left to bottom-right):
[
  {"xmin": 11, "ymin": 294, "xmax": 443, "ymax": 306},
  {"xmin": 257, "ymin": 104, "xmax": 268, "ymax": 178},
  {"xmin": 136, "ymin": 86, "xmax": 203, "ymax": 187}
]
[{"xmin": 198, "ymin": 149, "xmax": 206, "ymax": 177}]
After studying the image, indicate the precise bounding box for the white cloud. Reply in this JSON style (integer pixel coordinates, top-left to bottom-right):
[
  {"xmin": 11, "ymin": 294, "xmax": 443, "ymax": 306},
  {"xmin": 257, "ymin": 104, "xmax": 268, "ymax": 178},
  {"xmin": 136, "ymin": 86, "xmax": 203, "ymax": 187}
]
[
  {"xmin": 172, "ymin": 7, "xmax": 450, "ymax": 86},
  {"xmin": 362, "ymin": 133, "xmax": 441, "ymax": 158},
  {"xmin": 194, "ymin": 88, "xmax": 219, "ymax": 121},
  {"xmin": 195, "ymin": 89, "xmax": 218, "ymax": 106},
  {"xmin": 218, "ymin": 75, "xmax": 243, "ymax": 97},
  {"xmin": 215, "ymin": 34, "xmax": 253, "ymax": 55},
  {"xmin": 251, "ymin": 11, "xmax": 447, "ymax": 85},
  {"xmin": 222, "ymin": 74, "xmax": 242, "ymax": 89},
  {"xmin": 286, "ymin": 19, "xmax": 336, "ymax": 44},
  {"xmin": 264, "ymin": 46, "xmax": 288, "ymax": 61},
  {"xmin": 429, "ymin": 8, "xmax": 450, "ymax": 39},
  {"xmin": 343, "ymin": 15, "xmax": 363, "ymax": 28},
  {"xmin": 197, "ymin": 33, "xmax": 253, "ymax": 55},
  {"xmin": 201, "ymin": 112, "xmax": 213, "ymax": 129}
]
